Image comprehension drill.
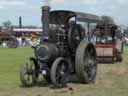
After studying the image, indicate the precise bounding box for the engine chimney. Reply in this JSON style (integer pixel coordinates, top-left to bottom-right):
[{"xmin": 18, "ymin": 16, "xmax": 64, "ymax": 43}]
[{"xmin": 41, "ymin": 6, "xmax": 50, "ymax": 43}]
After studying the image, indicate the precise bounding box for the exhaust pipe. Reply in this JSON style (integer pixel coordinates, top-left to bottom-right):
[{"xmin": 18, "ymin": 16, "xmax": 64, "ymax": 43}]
[{"xmin": 41, "ymin": 6, "xmax": 50, "ymax": 43}]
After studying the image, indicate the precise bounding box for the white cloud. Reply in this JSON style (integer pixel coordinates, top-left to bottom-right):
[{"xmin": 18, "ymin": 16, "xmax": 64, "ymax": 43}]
[
  {"xmin": 82, "ymin": 0, "xmax": 127, "ymax": 6},
  {"xmin": 83, "ymin": 0, "xmax": 101, "ymax": 5},
  {"xmin": 0, "ymin": 6, "xmax": 3, "ymax": 9},
  {"xmin": 42, "ymin": 0, "xmax": 65, "ymax": 5},
  {"xmin": 0, "ymin": 0, "xmax": 128, "ymax": 25},
  {"xmin": 117, "ymin": 0, "xmax": 126, "ymax": 4},
  {"xmin": 50, "ymin": 0, "xmax": 64, "ymax": 4},
  {"xmin": 0, "ymin": 0, "xmax": 26, "ymax": 9}
]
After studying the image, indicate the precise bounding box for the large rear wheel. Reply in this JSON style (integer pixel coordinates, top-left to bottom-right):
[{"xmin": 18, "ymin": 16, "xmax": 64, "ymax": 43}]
[{"xmin": 75, "ymin": 39, "xmax": 97, "ymax": 83}]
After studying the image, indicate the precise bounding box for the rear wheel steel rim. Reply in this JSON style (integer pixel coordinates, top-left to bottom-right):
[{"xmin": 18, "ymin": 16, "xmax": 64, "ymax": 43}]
[{"xmin": 84, "ymin": 48, "xmax": 96, "ymax": 81}]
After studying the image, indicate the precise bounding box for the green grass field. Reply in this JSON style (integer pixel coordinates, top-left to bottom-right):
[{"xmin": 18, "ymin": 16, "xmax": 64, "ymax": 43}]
[
  {"xmin": 0, "ymin": 47, "xmax": 128, "ymax": 96},
  {"xmin": 0, "ymin": 47, "xmax": 33, "ymax": 96}
]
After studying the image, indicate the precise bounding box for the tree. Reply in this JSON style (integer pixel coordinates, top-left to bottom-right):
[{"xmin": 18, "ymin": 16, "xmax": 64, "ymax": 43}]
[
  {"xmin": 2, "ymin": 20, "xmax": 12, "ymax": 29},
  {"xmin": 101, "ymin": 16, "xmax": 115, "ymax": 24}
]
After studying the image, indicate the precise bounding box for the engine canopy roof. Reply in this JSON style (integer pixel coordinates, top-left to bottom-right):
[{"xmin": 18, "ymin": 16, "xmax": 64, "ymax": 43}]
[{"xmin": 49, "ymin": 10, "xmax": 101, "ymax": 24}]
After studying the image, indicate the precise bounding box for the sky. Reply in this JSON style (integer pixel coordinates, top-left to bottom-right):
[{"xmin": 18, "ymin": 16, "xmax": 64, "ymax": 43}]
[{"xmin": 0, "ymin": 0, "xmax": 127, "ymax": 26}]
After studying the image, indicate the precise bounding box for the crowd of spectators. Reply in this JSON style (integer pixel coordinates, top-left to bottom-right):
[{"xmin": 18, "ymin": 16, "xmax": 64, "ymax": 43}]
[
  {"xmin": 0, "ymin": 34, "xmax": 40, "ymax": 48},
  {"xmin": 16, "ymin": 36, "xmax": 40, "ymax": 47}
]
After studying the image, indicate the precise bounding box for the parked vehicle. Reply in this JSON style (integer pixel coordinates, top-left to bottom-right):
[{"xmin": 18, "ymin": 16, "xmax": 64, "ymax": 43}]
[
  {"xmin": 0, "ymin": 32, "xmax": 18, "ymax": 48},
  {"xmin": 91, "ymin": 23, "xmax": 123, "ymax": 63}
]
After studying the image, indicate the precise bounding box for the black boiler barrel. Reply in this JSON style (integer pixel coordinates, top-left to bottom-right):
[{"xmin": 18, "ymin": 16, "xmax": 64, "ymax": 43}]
[{"xmin": 35, "ymin": 43, "xmax": 58, "ymax": 63}]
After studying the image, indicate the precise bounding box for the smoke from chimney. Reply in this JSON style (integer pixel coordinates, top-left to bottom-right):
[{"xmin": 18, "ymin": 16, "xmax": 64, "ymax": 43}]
[{"xmin": 43, "ymin": 0, "xmax": 51, "ymax": 6}]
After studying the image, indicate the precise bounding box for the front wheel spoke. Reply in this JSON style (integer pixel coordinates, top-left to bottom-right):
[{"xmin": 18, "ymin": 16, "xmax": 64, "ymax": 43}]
[
  {"xmin": 63, "ymin": 72, "xmax": 69, "ymax": 83},
  {"xmin": 26, "ymin": 75, "xmax": 30, "ymax": 82},
  {"xmin": 30, "ymin": 61, "xmax": 33, "ymax": 70},
  {"xmin": 56, "ymin": 74, "xmax": 62, "ymax": 83},
  {"xmin": 28, "ymin": 75, "xmax": 33, "ymax": 83},
  {"xmin": 26, "ymin": 69, "xmax": 32, "ymax": 74},
  {"xmin": 25, "ymin": 63, "xmax": 29, "ymax": 71},
  {"xmin": 27, "ymin": 61, "xmax": 31, "ymax": 68},
  {"xmin": 56, "ymin": 70, "xmax": 67, "ymax": 84}
]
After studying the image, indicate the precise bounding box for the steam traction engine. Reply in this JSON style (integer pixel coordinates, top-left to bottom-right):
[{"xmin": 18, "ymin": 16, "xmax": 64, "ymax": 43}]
[{"xmin": 20, "ymin": 6, "xmax": 98, "ymax": 87}]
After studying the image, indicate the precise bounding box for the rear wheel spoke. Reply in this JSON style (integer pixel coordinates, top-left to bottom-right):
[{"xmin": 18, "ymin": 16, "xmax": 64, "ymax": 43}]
[{"xmin": 90, "ymin": 48, "xmax": 94, "ymax": 55}]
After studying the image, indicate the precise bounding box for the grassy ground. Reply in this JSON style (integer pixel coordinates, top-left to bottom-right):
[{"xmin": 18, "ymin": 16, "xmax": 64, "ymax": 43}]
[
  {"xmin": 0, "ymin": 47, "xmax": 128, "ymax": 96},
  {"xmin": 0, "ymin": 47, "xmax": 33, "ymax": 96}
]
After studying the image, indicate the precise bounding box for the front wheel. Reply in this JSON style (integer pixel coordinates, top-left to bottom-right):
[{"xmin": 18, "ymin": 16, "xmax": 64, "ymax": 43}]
[
  {"xmin": 50, "ymin": 57, "xmax": 70, "ymax": 87},
  {"xmin": 20, "ymin": 57, "xmax": 39, "ymax": 86}
]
